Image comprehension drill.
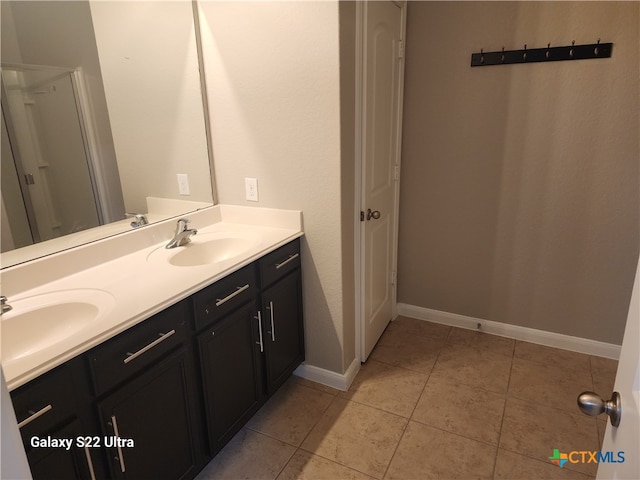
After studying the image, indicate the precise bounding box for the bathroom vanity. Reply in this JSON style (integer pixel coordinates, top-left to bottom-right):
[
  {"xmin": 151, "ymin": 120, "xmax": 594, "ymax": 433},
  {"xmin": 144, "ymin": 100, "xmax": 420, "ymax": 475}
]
[{"xmin": 2, "ymin": 205, "xmax": 304, "ymax": 480}]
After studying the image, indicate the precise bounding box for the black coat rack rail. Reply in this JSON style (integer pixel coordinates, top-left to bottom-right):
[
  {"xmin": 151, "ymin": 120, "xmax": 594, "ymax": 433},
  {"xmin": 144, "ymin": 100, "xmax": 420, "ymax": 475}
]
[{"xmin": 470, "ymin": 40, "xmax": 612, "ymax": 67}]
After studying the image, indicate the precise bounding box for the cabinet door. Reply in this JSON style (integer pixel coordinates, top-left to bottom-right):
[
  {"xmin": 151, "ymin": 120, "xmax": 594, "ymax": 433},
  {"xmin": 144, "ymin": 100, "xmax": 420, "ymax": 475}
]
[
  {"xmin": 28, "ymin": 418, "xmax": 98, "ymax": 480},
  {"xmin": 12, "ymin": 357, "xmax": 103, "ymax": 480},
  {"xmin": 98, "ymin": 349, "xmax": 201, "ymax": 480},
  {"xmin": 261, "ymin": 269, "xmax": 304, "ymax": 394},
  {"xmin": 198, "ymin": 303, "xmax": 262, "ymax": 455}
]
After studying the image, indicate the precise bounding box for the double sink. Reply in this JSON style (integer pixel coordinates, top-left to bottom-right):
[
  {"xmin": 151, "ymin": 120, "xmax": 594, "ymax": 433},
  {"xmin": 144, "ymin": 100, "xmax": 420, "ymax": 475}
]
[{"xmin": 1, "ymin": 205, "xmax": 303, "ymax": 390}]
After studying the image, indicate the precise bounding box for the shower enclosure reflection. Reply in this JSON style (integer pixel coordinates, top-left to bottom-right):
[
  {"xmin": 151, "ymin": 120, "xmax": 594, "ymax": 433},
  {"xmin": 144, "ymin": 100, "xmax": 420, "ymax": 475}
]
[{"xmin": 1, "ymin": 64, "xmax": 116, "ymax": 251}]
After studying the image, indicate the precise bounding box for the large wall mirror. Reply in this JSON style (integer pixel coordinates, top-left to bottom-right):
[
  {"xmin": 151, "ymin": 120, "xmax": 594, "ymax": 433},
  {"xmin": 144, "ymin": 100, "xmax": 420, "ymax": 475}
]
[{"xmin": 1, "ymin": 0, "xmax": 215, "ymax": 269}]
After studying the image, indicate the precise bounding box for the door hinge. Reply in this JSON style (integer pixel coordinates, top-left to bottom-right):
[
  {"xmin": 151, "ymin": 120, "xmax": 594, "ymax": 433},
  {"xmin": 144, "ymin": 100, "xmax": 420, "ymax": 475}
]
[
  {"xmin": 398, "ymin": 40, "xmax": 405, "ymax": 59},
  {"xmin": 360, "ymin": 211, "xmax": 365, "ymax": 222},
  {"xmin": 24, "ymin": 173, "xmax": 35, "ymax": 185},
  {"xmin": 394, "ymin": 166, "xmax": 400, "ymax": 181},
  {"xmin": 391, "ymin": 271, "xmax": 397, "ymax": 285}
]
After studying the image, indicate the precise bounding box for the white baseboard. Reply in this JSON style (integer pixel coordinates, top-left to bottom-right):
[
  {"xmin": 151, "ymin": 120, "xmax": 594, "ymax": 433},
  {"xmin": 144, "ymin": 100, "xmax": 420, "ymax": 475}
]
[
  {"xmin": 397, "ymin": 303, "xmax": 621, "ymax": 360},
  {"xmin": 294, "ymin": 356, "xmax": 360, "ymax": 392}
]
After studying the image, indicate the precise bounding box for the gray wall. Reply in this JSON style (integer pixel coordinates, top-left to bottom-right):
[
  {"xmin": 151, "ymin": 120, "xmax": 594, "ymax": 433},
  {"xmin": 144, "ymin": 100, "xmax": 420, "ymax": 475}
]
[{"xmin": 398, "ymin": 1, "xmax": 639, "ymax": 345}]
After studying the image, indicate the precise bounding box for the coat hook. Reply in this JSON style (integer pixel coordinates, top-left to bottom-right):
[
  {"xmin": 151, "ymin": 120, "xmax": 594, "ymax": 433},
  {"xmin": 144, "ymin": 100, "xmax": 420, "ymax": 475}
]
[
  {"xmin": 480, "ymin": 48, "xmax": 484, "ymax": 64},
  {"xmin": 594, "ymin": 38, "xmax": 601, "ymax": 56},
  {"xmin": 501, "ymin": 46, "xmax": 505, "ymax": 63},
  {"xmin": 570, "ymin": 40, "xmax": 575, "ymax": 58},
  {"xmin": 546, "ymin": 42, "xmax": 551, "ymax": 59},
  {"xmin": 523, "ymin": 44, "xmax": 527, "ymax": 61}
]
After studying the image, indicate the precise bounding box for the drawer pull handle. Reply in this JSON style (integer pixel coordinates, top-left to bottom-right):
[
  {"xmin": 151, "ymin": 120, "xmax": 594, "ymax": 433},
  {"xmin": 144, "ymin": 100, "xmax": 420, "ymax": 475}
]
[
  {"xmin": 124, "ymin": 329, "xmax": 176, "ymax": 364},
  {"xmin": 18, "ymin": 404, "xmax": 52, "ymax": 428},
  {"xmin": 255, "ymin": 311, "xmax": 264, "ymax": 352},
  {"xmin": 215, "ymin": 284, "xmax": 250, "ymax": 307},
  {"xmin": 110, "ymin": 415, "xmax": 126, "ymax": 473},
  {"xmin": 275, "ymin": 253, "xmax": 299, "ymax": 270},
  {"xmin": 267, "ymin": 301, "xmax": 276, "ymax": 342}
]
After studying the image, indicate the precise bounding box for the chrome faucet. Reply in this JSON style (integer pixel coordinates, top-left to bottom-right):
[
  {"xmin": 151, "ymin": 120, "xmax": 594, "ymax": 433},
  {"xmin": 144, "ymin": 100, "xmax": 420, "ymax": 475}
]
[
  {"xmin": 166, "ymin": 218, "xmax": 197, "ymax": 249},
  {"xmin": 127, "ymin": 213, "xmax": 149, "ymax": 228},
  {"xmin": 1, "ymin": 296, "xmax": 12, "ymax": 315}
]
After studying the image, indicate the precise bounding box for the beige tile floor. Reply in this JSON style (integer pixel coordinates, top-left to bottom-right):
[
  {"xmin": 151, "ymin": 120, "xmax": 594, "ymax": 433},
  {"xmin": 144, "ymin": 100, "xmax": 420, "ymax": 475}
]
[{"xmin": 196, "ymin": 316, "xmax": 618, "ymax": 480}]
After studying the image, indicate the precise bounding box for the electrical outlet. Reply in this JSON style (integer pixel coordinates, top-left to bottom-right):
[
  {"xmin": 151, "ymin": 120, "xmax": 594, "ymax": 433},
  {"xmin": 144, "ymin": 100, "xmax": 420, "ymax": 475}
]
[
  {"xmin": 245, "ymin": 177, "xmax": 259, "ymax": 202},
  {"xmin": 177, "ymin": 174, "xmax": 190, "ymax": 195}
]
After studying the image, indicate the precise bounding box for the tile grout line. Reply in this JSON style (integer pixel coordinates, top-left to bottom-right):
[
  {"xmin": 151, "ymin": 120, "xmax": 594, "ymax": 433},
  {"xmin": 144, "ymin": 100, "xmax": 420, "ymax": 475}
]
[
  {"xmin": 379, "ymin": 342, "xmax": 444, "ymax": 480},
  {"xmin": 505, "ymin": 392, "xmax": 600, "ymax": 417},
  {"xmin": 589, "ymin": 355, "xmax": 597, "ymax": 394},
  {"xmin": 491, "ymin": 340, "xmax": 516, "ymax": 479},
  {"xmin": 284, "ymin": 387, "xmax": 341, "ymax": 479},
  {"xmin": 407, "ymin": 418, "xmax": 505, "ymax": 450},
  {"xmin": 245, "ymin": 380, "xmax": 341, "ymax": 480},
  {"xmin": 588, "ymin": 357, "xmax": 605, "ymax": 451},
  {"xmin": 293, "ymin": 392, "xmax": 390, "ymax": 479},
  {"xmin": 283, "ymin": 325, "xmax": 444, "ymax": 479}
]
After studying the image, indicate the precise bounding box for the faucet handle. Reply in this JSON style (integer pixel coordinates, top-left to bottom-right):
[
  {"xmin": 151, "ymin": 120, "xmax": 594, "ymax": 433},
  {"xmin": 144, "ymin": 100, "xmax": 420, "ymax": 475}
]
[
  {"xmin": 1, "ymin": 296, "xmax": 11, "ymax": 314},
  {"xmin": 126, "ymin": 213, "xmax": 149, "ymax": 228},
  {"xmin": 176, "ymin": 218, "xmax": 191, "ymax": 230}
]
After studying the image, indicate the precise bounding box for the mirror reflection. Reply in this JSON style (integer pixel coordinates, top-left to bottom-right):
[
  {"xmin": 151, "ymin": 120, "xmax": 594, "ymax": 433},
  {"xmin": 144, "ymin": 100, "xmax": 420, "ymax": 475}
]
[{"xmin": 1, "ymin": 0, "xmax": 214, "ymax": 269}]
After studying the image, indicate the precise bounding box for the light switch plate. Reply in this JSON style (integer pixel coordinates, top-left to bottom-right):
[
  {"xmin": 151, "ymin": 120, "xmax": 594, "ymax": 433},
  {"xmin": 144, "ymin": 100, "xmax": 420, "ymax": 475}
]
[{"xmin": 177, "ymin": 174, "xmax": 190, "ymax": 195}]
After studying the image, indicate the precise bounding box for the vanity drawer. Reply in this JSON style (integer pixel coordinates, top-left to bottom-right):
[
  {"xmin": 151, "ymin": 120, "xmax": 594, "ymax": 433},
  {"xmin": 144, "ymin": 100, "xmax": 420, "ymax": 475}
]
[
  {"xmin": 193, "ymin": 264, "xmax": 257, "ymax": 330},
  {"xmin": 11, "ymin": 359, "xmax": 83, "ymax": 450},
  {"xmin": 259, "ymin": 239, "xmax": 301, "ymax": 289},
  {"xmin": 88, "ymin": 301, "xmax": 188, "ymax": 396}
]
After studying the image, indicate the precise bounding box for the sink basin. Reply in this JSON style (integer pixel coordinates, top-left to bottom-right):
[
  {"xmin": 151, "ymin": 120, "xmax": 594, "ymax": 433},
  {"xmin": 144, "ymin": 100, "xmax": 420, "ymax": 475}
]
[
  {"xmin": 148, "ymin": 232, "xmax": 261, "ymax": 267},
  {"xmin": 1, "ymin": 289, "xmax": 115, "ymax": 364}
]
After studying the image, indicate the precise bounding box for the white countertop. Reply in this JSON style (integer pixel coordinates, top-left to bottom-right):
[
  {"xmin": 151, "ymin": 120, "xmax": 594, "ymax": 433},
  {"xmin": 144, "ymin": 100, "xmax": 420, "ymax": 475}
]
[{"xmin": 1, "ymin": 205, "xmax": 303, "ymax": 391}]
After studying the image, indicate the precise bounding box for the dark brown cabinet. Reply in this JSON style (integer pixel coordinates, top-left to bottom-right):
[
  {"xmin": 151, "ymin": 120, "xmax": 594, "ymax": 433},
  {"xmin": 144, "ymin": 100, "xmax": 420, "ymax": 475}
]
[
  {"xmin": 11, "ymin": 238, "xmax": 304, "ymax": 480},
  {"xmin": 197, "ymin": 303, "xmax": 263, "ymax": 455},
  {"xmin": 89, "ymin": 300, "xmax": 204, "ymax": 480},
  {"xmin": 27, "ymin": 418, "xmax": 97, "ymax": 480},
  {"xmin": 11, "ymin": 358, "xmax": 103, "ymax": 480},
  {"xmin": 195, "ymin": 239, "xmax": 304, "ymax": 454},
  {"xmin": 258, "ymin": 239, "xmax": 305, "ymax": 394},
  {"xmin": 261, "ymin": 270, "xmax": 304, "ymax": 395},
  {"xmin": 97, "ymin": 349, "xmax": 202, "ymax": 480}
]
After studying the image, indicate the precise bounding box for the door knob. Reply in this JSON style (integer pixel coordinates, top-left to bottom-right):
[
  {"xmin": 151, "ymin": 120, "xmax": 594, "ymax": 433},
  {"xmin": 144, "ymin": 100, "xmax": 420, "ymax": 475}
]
[
  {"xmin": 366, "ymin": 209, "xmax": 381, "ymax": 220},
  {"xmin": 577, "ymin": 391, "xmax": 621, "ymax": 427}
]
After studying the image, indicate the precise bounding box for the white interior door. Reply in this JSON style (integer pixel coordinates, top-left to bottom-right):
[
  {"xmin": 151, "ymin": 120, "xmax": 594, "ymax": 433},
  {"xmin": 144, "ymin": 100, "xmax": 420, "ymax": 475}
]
[
  {"xmin": 360, "ymin": 0, "xmax": 405, "ymax": 360},
  {"xmin": 596, "ymin": 257, "xmax": 640, "ymax": 479}
]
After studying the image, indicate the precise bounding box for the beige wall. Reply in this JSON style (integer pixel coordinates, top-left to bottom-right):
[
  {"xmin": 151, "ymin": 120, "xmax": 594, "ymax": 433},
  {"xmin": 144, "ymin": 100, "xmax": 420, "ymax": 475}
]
[
  {"xmin": 398, "ymin": 1, "xmax": 639, "ymax": 345},
  {"xmin": 198, "ymin": 1, "xmax": 356, "ymax": 374},
  {"xmin": 91, "ymin": 1, "xmax": 212, "ymax": 213}
]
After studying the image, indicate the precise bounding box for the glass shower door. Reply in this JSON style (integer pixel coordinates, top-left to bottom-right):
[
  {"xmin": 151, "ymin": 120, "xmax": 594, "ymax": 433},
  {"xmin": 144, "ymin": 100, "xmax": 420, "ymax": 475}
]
[{"xmin": 1, "ymin": 64, "xmax": 101, "ymax": 251}]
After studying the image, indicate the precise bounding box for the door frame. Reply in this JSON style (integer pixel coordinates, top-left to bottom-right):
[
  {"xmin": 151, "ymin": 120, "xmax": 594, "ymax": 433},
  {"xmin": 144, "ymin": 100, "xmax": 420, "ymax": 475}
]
[{"xmin": 354, "ymin": 0, "xmax": 407, "ymax": 362}]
